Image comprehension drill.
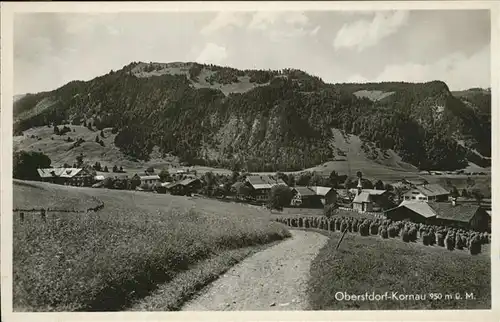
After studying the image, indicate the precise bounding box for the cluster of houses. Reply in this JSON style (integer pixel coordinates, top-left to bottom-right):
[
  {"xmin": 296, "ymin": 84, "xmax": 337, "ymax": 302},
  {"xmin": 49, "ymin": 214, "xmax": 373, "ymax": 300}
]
[{"xmin": 35, "ymin": 167, "xmax": 491, "ymax": 232}]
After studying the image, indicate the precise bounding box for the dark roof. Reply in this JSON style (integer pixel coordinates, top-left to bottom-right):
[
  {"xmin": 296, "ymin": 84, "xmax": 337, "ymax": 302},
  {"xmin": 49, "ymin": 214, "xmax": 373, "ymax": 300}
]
[
  {"xmin": 245, "ymin": 175, "xmax": 287, "ymax": 189},
  {"xmin": 385, "ymin": 200, "xmax": 438, "ymax": 218},
  {"xmin": 413, "ymin": 184, "xmax": 449, "ymax": 197},
  {"xmin": 179, "ymin": 178, "xmax": 200, "ymax": 186},
  {"xmin": 165, "ymin": 182, "xmax": 181, "ymax": 189},
  {"xmin": 293, "ymin": 186, "xmax": 316, "ymax": 197},
  {"xmin": 428, "ymin": 202, "xmax": 481, "ymax": 222}
]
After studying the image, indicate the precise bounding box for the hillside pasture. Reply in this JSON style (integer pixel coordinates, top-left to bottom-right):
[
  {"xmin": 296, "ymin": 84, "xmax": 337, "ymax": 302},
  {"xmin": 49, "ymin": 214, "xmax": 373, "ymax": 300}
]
[
  {"xmin": 307, "ymin": 229, "xmax": 490, "ymax": 310},
  {"xmin": 13, "ymin": 124, "xmax": 180, "ymax": 171},
  {"xmin": 13, "ymin": 180, "xmax": 290, "ymax": 311}
]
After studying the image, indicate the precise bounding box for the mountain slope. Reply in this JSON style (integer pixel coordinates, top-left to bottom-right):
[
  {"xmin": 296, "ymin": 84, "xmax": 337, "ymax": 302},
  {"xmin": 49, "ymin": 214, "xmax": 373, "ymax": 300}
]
[{"xmin": 13, "ymin": 62, "xmax": 491, "ymax": 172}]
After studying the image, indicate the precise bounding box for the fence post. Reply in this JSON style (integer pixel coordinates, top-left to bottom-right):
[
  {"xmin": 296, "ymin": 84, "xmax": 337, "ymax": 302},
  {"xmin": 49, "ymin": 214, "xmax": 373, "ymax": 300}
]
[{"xmin": 20, "ymin": 212, "xmax": 24, "ymax": 223}]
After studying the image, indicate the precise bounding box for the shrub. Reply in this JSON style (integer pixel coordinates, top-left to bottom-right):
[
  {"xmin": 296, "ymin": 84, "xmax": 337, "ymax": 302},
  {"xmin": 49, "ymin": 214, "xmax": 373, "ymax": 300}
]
[
  {"xmin": 437, "ymin": 232, "xmax": 445, "ymax": 247},
  {"xmin": 408, "ymin": 227, "xmax": 418, "ymax": 242},
  {"xmin": 323, "ymin": 204, "xmax": 338, "ymax": 218},
  {"xmin": 455, "ymin": 234, "xmax": 465, "ymax": 250},
  {"xmin": 470, "ymin": 237, "xmax": 482, "ymax": 255},
  {"xmin": 422, "ymin": 232, "xmax": 430, "ymax": 246},
  {"xmin": 340, "ymin": 220, "xmax": 347, "ymax": 233},
  {"xmin": 428, "ymin": 230, "xmax": 436, "ymax": 246},
  {"xmin": 401, "ymin": 229, "xmax": 410, "ymax": 242},
  {"xmin": 388, "ymin": 225, "xmax": 400, "ymax": 238},
  {"xmin": 359, "ymin": 223, "xmax": 370, "ymax": 237},
  {"xmin": 446, "ymin": 234, "xmax": 456, "ymax": 251},
  {"xmin": 267, "ymin": 185, "xmax": 294, "ymax": 211},
  {"xmin": 352, "ymin": 220, "xmax": 359, "ymax": 232}
]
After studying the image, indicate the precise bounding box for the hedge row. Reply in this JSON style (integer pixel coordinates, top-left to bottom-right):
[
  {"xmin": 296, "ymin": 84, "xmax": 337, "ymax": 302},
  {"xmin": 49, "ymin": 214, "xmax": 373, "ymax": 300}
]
[{"xmin": 274, "ymin": 216, "xmax": 489, "ymax": 255}]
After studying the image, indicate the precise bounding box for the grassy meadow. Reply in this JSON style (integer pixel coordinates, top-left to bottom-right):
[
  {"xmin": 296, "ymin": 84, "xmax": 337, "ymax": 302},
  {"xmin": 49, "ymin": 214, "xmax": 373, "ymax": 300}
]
[
  {"xmin": 13, "ymin": 180, "xmax": 290, "ymax": 311},
  {"xmin": 307, "ymin": 229, "xmax": 490, "ymax": 310}
]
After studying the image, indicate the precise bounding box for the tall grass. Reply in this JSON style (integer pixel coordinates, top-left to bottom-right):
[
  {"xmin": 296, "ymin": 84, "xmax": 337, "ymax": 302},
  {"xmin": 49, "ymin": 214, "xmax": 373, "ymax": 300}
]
[
  {"xmin": 13, "ymin": 181, "xmax": 290, "ymax": 311},
  {"xmin": 308, "ymin": 230, "xmax": 490, "ymax": 310}
]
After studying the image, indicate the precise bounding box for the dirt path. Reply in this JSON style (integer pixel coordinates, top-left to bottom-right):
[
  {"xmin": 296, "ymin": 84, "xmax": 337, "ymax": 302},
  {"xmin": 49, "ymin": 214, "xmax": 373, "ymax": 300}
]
[{"xmin": 181, "ymin": 230, "xmax": 328, "ymax": 311}]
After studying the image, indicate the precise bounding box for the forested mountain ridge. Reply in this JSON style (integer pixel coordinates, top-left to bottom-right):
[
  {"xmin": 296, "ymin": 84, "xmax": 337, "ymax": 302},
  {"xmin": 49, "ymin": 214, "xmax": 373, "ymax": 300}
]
[{"xmin": 13, "ymin": 62, "xmax": 491, "ymax": 172}]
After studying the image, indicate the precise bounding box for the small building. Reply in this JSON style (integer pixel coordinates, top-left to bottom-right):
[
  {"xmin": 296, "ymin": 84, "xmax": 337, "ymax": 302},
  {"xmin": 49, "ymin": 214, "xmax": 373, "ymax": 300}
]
[
  {"xmin": 385, "ymin": 200, "xmax": 438, "ymax": 224},
  {"xmin": 352, "ymin": 190, "xmax": 388, "ymax": 212},
  {"xmin": 291, "ymin": 186, "xmax": 323, "ymax": 208},
  {"xmin": 385, "ymin": 200, "xmax": 491, "ymax": 232},
  {"xmin": 132, "ymin": 173, "xmax": 161, "ymax": 186},
  {"xmin": 403, "ymin": 183, "xmax": 449, "ymax": 202},
  {"xmin": 310, "ymin": 186, "xmax": 337, "ymax": 205},
  {"xmin": 245, "ymin": 175, "xmax": 288, "ymax": 202},
  {"xmin": 165, "ymin": 178, "xmax": 201, "ymax": 196},
  {"xmin": 428, "ymin": 202, "xmax": 491, "ymax": 232}
]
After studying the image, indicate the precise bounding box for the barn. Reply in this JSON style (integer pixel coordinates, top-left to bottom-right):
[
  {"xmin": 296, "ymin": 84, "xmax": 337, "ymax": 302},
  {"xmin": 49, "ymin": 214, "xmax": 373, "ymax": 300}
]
[
  {"xmin": 310, "ymin": 186, "xmax": 337, "ymax": 205},
  {"xmin": 37, "ymin": 167, "xmax": 93, "ymax": 187},
  {"xmin": 428, "ymin": 202, "xmax": 491, "ymax": 232},
  {"xmin": 384, "ymin": 200, "xmax": 438, "ymax": 223},
  {"xmin": 291, "ymin": 186, "xmax": 323, "ymax": 208},
  {"xmin": 165, "ymin": 178, "xmax": 201, "ymax": 196},
  {"xmin": 244, "ymin": 175, "xmax": 288, "ymax": 202},
  {"xmin": 403, "ymin": 183, "xmax": 449, "ymax": 202},
  {"xmin": 385, "ymin": 200, "xmax": 491, "ymax": 232}
]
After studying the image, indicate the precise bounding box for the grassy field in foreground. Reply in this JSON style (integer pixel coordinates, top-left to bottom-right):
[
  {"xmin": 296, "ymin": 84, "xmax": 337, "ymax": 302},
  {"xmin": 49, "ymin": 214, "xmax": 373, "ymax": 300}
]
[
  {"xmin": 13, "ymin": 181, "xmax": 290, "ymax": 311},
  {"xmin": 307, "ymin": 229, "xmax": 490, "ymax": 310}
]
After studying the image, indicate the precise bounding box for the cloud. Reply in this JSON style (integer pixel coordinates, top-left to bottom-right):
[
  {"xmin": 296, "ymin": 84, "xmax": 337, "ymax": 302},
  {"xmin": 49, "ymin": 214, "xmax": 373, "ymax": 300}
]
[
  {"xmin": 310, "ymin": 25, "xmax": 321, "ymax": 36},
  {"xmin": 373, "ymin": 45, "xmax": 490, "ymax": 90},
  {"xmin": 333, "ymin": 10, "xmax": 409, "ymax": 52},
  {"xmin": 201, "ymin": 12, "xmax": 247, "ymax": 35},
  {"xmin": 248, "ymin": 11, "xmax": 309, "ymax": 31},
  {"xmin": 196, "ymin": 43, "xmax": 228, "ymax": 64}
]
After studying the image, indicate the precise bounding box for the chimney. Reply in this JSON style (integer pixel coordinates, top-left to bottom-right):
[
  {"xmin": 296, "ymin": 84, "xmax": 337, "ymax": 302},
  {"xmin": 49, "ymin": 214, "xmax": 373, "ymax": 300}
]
[
  {"xmin": 356, "ymin": 177, "xmax": 362, "ymax": 196},
  {"xmin": 451, "ymin": 197, "xmax": 457, "ymax": 206}
]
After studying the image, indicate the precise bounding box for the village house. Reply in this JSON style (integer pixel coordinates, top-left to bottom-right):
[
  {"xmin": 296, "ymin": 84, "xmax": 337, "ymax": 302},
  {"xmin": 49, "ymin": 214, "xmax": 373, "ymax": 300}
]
[
  {"xmin": 385, "ymin": 200, "xmax": 438, "ymax": 224},
  {"xmin": 244, "ymin": 175, "xmax": 288, "ymax": 202},
  {"xmin": 310, "ymin": 186, "xmax": 338, "ymax": 205},
  {"xmin": 165, "ymin": 178, "xmax": 202, "ymax": 196},
  {"xmin": 390, "ymin": 178, "xmax": 428, "ymax": 190},
  {"xmin": 402, "ymin": 183, "xmax": 449, "ymax": 202},
  {"xmin": 434, "ymin": 203, "xmax": 491, "ymax": 232},
  {"xmin": 132, "ymin": 173, "xmax": 161, "ymax": 186},
  {"xmin": 290, "ymin": 186, "xmax": 323, "ymax": 208},
  {"xmin": 351, "ymin": 178, "xmax": 389, "ymax": 212},
  {"xmin": 37, "ymin": 167, "xmax": 93, "ymax": 187},
  {"xmin": 385, "ymin": 199, "xmax": 491, "ymax": 232}
]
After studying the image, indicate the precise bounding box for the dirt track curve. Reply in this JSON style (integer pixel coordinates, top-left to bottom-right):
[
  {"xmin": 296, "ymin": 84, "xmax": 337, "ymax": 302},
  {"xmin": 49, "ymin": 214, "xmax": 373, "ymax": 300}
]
[{"xmin": 181, "ymin": 230, "xmax": 329, "ymax": 311}]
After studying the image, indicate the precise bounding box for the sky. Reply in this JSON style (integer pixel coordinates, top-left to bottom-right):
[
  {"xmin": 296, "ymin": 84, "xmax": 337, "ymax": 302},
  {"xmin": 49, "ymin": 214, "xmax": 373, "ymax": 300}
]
[{"xmin": 14, "ymin": 10, "xmax": 491, "ymax": 95}]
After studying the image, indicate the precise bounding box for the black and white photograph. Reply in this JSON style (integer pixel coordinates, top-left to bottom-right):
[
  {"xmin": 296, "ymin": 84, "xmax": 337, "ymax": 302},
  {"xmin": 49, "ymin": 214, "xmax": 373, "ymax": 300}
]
[{"xmin": 1, "ymin": 1, "xmax": 498, "ymax": 320}]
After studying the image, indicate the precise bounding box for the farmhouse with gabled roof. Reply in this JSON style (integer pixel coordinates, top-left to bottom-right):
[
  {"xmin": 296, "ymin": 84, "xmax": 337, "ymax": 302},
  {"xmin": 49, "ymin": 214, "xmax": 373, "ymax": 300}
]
[
  {"xmin": 403, "ymin": 183, "xmax": 449, "ymax": 202},
  {"xmin": 244, "ymin": 175, "xmax": 287, "ymax": 202},
  {"xmin": 37, "ymin": 167, "xmax": 93, "ymax": 186}
]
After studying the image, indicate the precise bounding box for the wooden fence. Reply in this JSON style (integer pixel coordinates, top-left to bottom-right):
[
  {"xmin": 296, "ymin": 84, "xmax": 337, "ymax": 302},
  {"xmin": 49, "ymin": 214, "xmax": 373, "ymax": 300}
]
[{"xmin": 13, "ymin": 197, "xmax": 105, "ymax": 223}]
